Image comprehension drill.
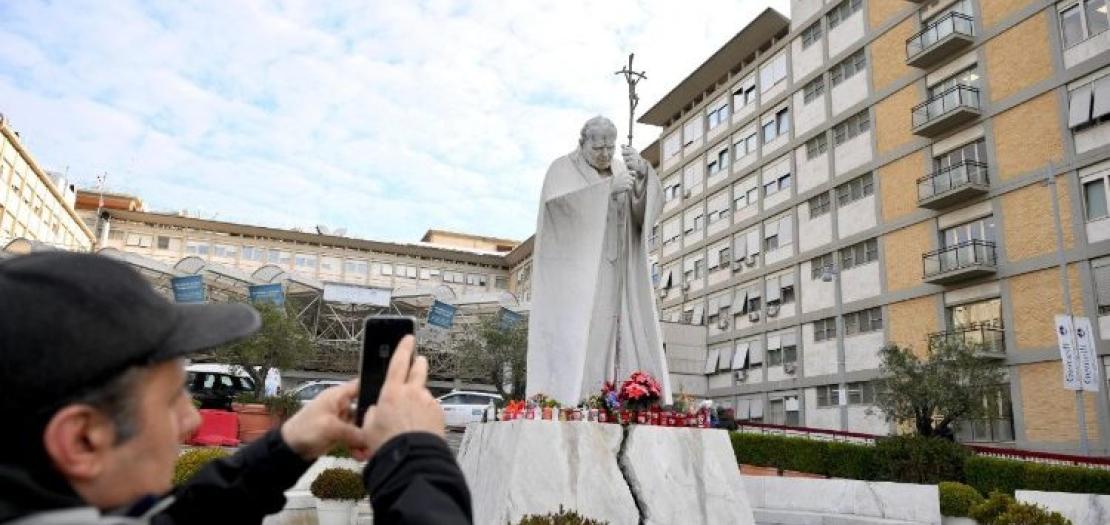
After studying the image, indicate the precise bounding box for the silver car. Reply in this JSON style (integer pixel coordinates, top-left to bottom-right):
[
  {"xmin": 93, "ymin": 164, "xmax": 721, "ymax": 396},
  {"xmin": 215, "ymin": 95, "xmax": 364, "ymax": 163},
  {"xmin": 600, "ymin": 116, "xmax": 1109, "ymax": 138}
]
[
  {"xmin": 437, "ymin": 391, "xmax": 502, "ymax": 428},
  {"xmin": 290, "ymin": 380, "xmax": 346, "ymax": 406}
]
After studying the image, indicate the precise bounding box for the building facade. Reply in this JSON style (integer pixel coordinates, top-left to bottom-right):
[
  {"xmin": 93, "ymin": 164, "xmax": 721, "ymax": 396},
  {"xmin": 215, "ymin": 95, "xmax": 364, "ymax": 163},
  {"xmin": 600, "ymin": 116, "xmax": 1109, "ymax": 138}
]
[
  {"xmin": 641, "ymin": 1, "xmax": 1110, "ymax": 454},
  {"xmin": 0, "ymin": 115, "xmax": 94, "ymax": 252}
]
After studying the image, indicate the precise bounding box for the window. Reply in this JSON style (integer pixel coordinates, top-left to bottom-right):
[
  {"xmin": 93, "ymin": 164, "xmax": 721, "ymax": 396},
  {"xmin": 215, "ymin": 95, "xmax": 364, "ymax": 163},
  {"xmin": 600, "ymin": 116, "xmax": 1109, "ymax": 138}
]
[
  {"xmin": 762, "ymin": 121, "xmax": 776, "ymax": 144},
  {"xmin": 948, "ymin": 297, "xmax": 1002, "ymax": 328},
  {"xmin": 846, "ymin": 382, "xmax": 877, "ymax": 404},
  {"xmin": 808, "ymin": 193, "xmax": 831, "ymax": 217},
  {"xmin": 839, "ymin": 238, "xmax": 879, "ymax": 270},
  {"xmin": 764, "ymin": 215, "xmax": 793, "ymax": 251},
  {"xmin": 662, "ymin": 218, "xmax": 681, "ymax": 246},
  {"xmin": 805, "ymin": 134, "xmax": 828, "ymax": 159},
  {"xmin": 836, "ymin": 173, "xmax": 874, "ymax": 205},
  {"xmin": 827, "ymin": 0, "xmax": 862, "ymax": 29},
  {"xmin": 766, "ymin": 273, "xmax": 796, "ymax": 305},
  {"xmin": 213, "ymin": 244, "xmax": 236, "ymax": 258},
  {"xmin": 1068, "ymin": 76, "xmax": 1110, "ymax": 130},
  {"xmin": 663, "ymin": 132, "xmax": 681, "ymax": 160},
  {"xmin": 942, "ymin": 216, "xmax": 996, "ymax": 248},
  {"xmin": 294, "ymin": 254, "xmax": 316, "ymax": 269},
  {"xmin": 801, "ymin": 21, "xmax": 823, "ymax": 49},
  {"xmin": 816, "ymin": 385, "xmax": 840, "ymax": 407},
  {"xmin": 186, "ymin": 241, "xmax": 209, "ymax": 256},
  {"xmin": 157, "ymin": 236, "xmax": 171, "ymax": 250},
  {"xmin": 708, "ymin": 191, "xmax": 731, "ymax": 224},
  {"xmin": 1093, "ymin": 260, "xmax": 1110, "ymax": 315},
  {"xmin": 813, "ymin": 317, "xmax": 837, "ymax": 341},
  {"xmin": 762, "ymin": 108, "xmax": 791, "ymax": 143},
  {"xmin": 844, "ymin": 307, "xmax": 883, "ymax": 336},
  {"xmin": 707, "ymin": 103, "xmax": 730, "ymax": 130},
  {"xmin": 381, "ymin": 263, "xmax": 394, "ymax": 276},
  {"xmin": 683, "ymin": 117, "xmax": 703, "ymax": 147},
  {"xmin": 733, "ymin": 76, "xmax": 757, "ymax": 111},
  {"xmin": 663, "ymin": 177, "xmax": 682, "ymax": 202},
  {"xmin": 1084, "ymin": 176, "xmax": 1109, "ymax": 220},
  {"xmin": 1060, "ymin": 0, "xmax": 1110, "ymax": 48},
  {"xmin": 935, "ymin": 138, "xmax": 988, "ymax": 171},
  {"xmin": 683, "ymin": 163, "xmax": 703, "ymax": 190},
  {"xmin": 810, "ymin": 252, "xmax": 835, "ymax": 279},
  {"xmin": 833, "ymin": 110, "xmax": 871, "ymax": 145},
  {"xmin": 708, "ymin": 147, "xmax": 729, "ymax": 176},
  {"xmin": 830, "ymin": 49, "xmax": 867, "ymax": 87},
  {"xmin": 684, "ymin": 208, "xmax": 705, "ymax": 234},
  {"xmin": 734, "ymin": 132, "xmax": 758, "ymax": 160},
  {"xmin": 760, "ymin": 53, "xmax": 788, "ymax": 93},
  {"xmin": 734, "ymin": 178, "xmax": 759, "ymax": 211},
  {"xmin": 763, "ymin": 171, "xmax": 792, "ymax": 197},
  {"xmin": 345, "ymin": 260, "xmax": 368, "ymax": 276},
  {"xmin": 803, "ymin": 77, "xmax": 825, "ymax": 104},
  {"xmin": 766, "ymin": 341, "xmax": 797, "ymax": 367}
]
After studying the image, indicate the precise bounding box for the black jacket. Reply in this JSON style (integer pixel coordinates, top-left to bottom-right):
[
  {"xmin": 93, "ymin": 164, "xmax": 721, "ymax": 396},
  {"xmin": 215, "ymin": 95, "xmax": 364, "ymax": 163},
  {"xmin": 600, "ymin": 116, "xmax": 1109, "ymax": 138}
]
[{"xmin": 0, "ymin": 430, "xmax": 472, "ymax": 524}]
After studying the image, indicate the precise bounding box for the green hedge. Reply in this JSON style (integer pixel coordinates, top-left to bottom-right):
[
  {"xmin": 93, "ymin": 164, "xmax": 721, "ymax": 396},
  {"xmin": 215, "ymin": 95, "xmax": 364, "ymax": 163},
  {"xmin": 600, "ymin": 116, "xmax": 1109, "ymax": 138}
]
[
  {"xmin": 966, "ymin": 456, "xmax": 1110, "ymax": 496},
  {"xmin": 731, "ymin": 432, "xmax": 1110, "ymax": 495}
]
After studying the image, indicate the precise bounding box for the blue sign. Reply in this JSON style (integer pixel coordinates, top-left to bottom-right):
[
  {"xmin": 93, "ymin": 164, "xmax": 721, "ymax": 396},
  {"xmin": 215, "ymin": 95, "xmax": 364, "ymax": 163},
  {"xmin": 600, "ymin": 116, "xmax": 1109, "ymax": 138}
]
[
  {"xmin": 499, "ymin": 307, "xmax": 523, "ymax": 331},
  {"xmin": 427, "ymin": 300, "xmax": 456, "ymax": 329},
  {"xmin": 249, "ymin": 283, "xmax": 285, "ymax": 306},
  {"xmin": 171, "ymin": 275, "xmax": 206, "ymax": 304}
]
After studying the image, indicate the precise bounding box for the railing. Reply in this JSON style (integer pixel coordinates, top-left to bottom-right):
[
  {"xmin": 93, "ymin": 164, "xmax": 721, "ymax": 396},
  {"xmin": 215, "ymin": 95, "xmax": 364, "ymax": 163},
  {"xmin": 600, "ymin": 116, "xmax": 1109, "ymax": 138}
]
[
  {"xmin": 735, "ymin": 421, "xmax": 1110, "ymax": 470},
  {"xmin": 928, "ymin": 323, "xmax": 1005, "ymax": 354},
  {"xmin": 922, "ymin": 239, "xmax": 996, "ymax": 278},
  {"xmin": 906, "ymin": 12, "xmax": 975, "ymax": 59},
  {"xmin": 917, "ymin": 160, "xmax": 989, "ymax": 201},
  {"xmin": 912, "ymin": 85, "xmax": 981, "ymax": 128}
]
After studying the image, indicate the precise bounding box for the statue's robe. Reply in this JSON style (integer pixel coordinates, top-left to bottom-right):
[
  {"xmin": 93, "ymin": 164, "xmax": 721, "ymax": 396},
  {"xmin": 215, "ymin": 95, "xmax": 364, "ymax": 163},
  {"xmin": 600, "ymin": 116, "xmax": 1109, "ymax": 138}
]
[{"xmin": 525, "ymin": 149, "xmax": 671, "ymax": 406}]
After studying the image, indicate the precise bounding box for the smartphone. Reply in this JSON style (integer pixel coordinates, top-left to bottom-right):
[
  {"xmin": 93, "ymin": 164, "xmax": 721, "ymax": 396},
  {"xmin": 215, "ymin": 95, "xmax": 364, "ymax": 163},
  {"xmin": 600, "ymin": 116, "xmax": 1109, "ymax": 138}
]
[{"xmin": 355, "ymin": 315, "xmax": 416, "ymax": 426}]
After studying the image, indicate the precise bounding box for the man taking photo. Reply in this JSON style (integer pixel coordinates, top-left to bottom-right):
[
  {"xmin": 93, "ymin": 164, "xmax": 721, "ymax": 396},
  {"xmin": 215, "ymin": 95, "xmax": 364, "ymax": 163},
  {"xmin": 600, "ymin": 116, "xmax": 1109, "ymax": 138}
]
[{"xmin": 0, "ymin": 252, "xmax": 471, "ymax": 524}]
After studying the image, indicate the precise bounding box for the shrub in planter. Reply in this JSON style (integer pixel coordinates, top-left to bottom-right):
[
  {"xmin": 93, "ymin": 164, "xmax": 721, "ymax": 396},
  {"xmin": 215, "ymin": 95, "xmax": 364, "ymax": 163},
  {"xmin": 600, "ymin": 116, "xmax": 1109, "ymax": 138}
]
[
  {"xmin": 825, "ymin": 441, "xmax": 880, "ymax": 480},
  {"xmin": 173, "ymin": 447, "xmax": 229, "ymax": 485},
  {"xmin": 310, "ymin": 468, "xmax": 366, "ymax": 501},
  {"xmin": 964, "ymin": 456, "xmax": 1025, "ymax": 496},
  {"xmin": 992, "ymin": 502, "xmax": 1070, "ymax": 525},
  {"xmin": 263, "ymin": 392, "xmax": 301, "ymax": 422},
  {"xmin": 938, "ymin": 481, "xmax": 984, "ymax": 518},
  {"xmin": 965, "ymin": 455, "xmax": 1110, "ymax": 495},
  {"xmin": 516, "ymin": 506, "xmax": 608, "ymax": 525},
  {"xmin": 873, "ymin": 435, "xmax": 968, "ymax": 484},
  {"xmin": 969, "ymin": 491, "xmax": 1016, "ymax": 525}
]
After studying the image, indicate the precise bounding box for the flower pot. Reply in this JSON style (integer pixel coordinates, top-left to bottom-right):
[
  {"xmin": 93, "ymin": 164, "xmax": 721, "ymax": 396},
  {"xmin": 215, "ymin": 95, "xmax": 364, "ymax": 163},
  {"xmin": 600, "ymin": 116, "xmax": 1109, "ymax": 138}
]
[
  {"xmin": 541, "ymin": 407, "xmax": 553, "ymax": 420},
  {"xmin": 315, "ymin": 499, "xmax": 356, "ymax": 525},
  {"xmin": 231, "ymin": 403, "xmax": 276, "ymax": 444}
]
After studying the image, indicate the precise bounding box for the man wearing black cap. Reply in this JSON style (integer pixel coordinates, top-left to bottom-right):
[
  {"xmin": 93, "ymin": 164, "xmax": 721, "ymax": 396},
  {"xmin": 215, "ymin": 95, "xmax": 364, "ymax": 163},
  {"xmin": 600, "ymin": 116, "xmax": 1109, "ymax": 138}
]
[{"xmin": 0, "ymin": 253, "xmax": 471, "ymax": 524}]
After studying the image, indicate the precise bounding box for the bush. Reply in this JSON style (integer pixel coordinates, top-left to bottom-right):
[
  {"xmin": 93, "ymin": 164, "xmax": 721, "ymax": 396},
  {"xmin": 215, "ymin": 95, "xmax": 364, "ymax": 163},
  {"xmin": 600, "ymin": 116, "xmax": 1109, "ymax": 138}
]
[
  {"xmin": 173, "ymin": 447, "xmax": 229, "ymax": 485},
  {"xmin": 825, "ymin": 441, "xmax": 880, "ymax": 480},
  {"xmin": 966, "ymin": 456, "xmax": 1110, "ymax": 496},
  {"xmin": 516, "ymin": 506, "xmax": 608, "ymax": 525},
  {"xmin": 310, "ymin": 468, "xmax": 365, "ymax": 501},
  {"xmin": 993, "ymin": 502, "xmax": 1071, "ymax": 525},
  {"xmin": 970, "ymin": 491, "xmax": 1016, "ymax": 525},
  {"xmin": 264, "ymin": 392, "xmax": 301, "ymax": 421},
  {"xmin": 873, "ymin": 435, "xmax": 969, "ymax": 484},
  {"xmin": 938, "ymin": 482, "xmax": 984, "ymax": 517}
]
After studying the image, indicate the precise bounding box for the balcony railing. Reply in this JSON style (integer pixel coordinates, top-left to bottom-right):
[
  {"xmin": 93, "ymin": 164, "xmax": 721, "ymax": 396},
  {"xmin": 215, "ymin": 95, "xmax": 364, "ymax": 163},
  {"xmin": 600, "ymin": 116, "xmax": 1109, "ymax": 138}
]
[
  {"xmin": 912, "ymin": 85, "xmax": 981, "ymax": 137},
  {"xmin": 928, "ymin": 323, "xmax": 1005, "ymax": 355},
  {"xmin": 923, "ymin": 239, "xmax": 997, "ymax": 284},
  {"xmin": 906, "ymin": 12, "xmax": 975, "ymax": 68},
  {"xmin": 917, "ymin": 160, "xmax": 990, "ymax": 209}
]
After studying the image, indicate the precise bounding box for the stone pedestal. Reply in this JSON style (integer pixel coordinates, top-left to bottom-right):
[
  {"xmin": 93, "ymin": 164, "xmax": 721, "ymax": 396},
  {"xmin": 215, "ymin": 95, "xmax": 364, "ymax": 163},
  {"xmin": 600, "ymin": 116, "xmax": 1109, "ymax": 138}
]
[{"xmin": 457, "ymin": 421, "xmax": 754, "ymax": 525}]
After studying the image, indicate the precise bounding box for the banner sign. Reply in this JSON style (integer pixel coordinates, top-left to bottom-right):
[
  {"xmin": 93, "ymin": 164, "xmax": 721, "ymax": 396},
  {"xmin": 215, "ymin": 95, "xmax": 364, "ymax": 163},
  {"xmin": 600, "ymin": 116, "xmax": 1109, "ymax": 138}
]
[
  {"xmin": 1073, "ymin": 316, "xmax": 1101, "ymax": 392},
  {"xmin": 1055, "ymin": 314, "xmax": 1081, "ymax": 391},
  {"xmin": 499, "ymin": 307, "xmax": 523, "ymax": 331},
  {"xmin": 427, "ymin": 300, "xmax": 456, "ymax": 329},
  {"xmin": 322, "ymin": 282, "xmax": 391, "ymax": 307},
  {"xmin": 171, "ymin": 275, "xmax": 206, "ymax": 304},
  {"xmin": 249, "ymin": 283, "xmax": 285, "ymax": 306}
]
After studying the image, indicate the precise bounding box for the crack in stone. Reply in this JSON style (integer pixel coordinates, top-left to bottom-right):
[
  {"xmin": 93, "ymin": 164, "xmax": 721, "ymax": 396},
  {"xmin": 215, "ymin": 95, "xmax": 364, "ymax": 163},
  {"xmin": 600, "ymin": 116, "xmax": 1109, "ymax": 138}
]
[{"xmin": 616, "ymin": 425, "xmax": 647, "ymax": 525}]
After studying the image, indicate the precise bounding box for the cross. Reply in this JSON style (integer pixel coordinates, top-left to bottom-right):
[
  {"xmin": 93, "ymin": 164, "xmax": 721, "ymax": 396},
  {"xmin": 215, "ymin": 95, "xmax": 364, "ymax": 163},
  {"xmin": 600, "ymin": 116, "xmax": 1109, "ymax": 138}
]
[{"xmin": 614, "ymin": 53, "xmax": 647, "ymax": 147}]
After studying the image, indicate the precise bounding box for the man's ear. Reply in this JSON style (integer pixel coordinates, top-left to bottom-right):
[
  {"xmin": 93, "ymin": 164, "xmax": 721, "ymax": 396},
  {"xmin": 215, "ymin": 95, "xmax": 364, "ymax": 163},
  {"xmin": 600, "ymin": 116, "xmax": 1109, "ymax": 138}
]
[{"xmin": 42, "ymin": 405, "xmax": 118, "ymax": 481}]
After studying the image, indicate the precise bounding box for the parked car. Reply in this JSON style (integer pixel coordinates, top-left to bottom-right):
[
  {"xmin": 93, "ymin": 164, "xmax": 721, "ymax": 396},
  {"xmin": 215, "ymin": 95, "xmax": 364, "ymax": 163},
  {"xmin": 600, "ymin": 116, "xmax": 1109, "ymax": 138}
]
[
  {"xmin": 289, "ymin": 380, "xmax": 347, "ymax": 406},
  {"xmin": 436, "ymin": 391, "xmax": 502, "ymax": 428},
  {"xmin": 186, "ymin": 364, "xmax": 256, "ymax": 410}
]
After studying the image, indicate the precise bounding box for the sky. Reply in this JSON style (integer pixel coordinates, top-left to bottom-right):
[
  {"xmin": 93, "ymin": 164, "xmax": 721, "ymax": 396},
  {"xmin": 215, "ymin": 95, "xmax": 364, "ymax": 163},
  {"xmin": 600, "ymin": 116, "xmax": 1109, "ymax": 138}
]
[{"xmin": 0, "ymin": 0, "xmax": 790, "ymax": 243}]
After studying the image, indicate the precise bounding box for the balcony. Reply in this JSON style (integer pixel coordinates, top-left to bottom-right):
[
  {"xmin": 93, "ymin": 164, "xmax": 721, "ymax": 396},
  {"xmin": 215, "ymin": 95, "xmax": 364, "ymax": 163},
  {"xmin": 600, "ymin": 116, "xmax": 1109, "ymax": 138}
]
[
  {"xmin": 906, "ymin": 12, "xmax": 975, "ymax": 68},
  {"xmin": 928, "ymin": 323, "xmax": 1005, "ymax": 356},
  {"xmin": 917, "ymin": 161, "xmax": 990, "ymax": 209},
  {"xmin": 912, "ymin": 85, "xmax": 981, "ymax": 137},
  {"xmin": 922, "ymin": 239, "xmax": 997, "ymax": 284}
]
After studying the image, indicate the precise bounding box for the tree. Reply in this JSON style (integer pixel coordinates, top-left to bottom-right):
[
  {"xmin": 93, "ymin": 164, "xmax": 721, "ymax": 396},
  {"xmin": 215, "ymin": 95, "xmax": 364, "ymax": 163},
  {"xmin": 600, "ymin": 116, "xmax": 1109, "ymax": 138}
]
[
  {"xmin": 874, "ymin": 341, "xmax": 1006, "ymax": 438},
  {"xmin": 453, "ymin": 314, "xmax": 527, "ymax": 399},
  {"xmin": 211, "ymin": 301, "xmax": 315, "ymax": 398}
]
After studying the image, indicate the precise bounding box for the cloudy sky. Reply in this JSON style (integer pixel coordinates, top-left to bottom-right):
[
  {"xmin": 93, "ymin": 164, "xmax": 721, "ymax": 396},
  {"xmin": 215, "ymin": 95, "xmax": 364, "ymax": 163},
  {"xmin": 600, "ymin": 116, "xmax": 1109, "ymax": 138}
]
[{"xmin": 0, "ymin": 0, "xmax": 789, "ymax": 242}]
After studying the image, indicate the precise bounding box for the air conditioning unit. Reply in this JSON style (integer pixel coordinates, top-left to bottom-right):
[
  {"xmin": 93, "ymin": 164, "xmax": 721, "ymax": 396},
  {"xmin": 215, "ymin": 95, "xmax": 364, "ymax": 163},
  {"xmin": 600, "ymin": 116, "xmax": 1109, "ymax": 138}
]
[
  {"xmin": 766, "ymin": 303, "xmax": 780, "ymax": 317},
  {"xmin": 745, "ymin": 255, "xmax": 758, "ymax": 267},
  {"xmin": 783, "ymin": 363, "xmax": 797, "ymax": 375},
  {"xmin": 659, "ymin": 288, "xmax": 669, "ymax": 298},
  {"xmin": 748, "ymin": 311, "xmax": 760, "ymax": 322},
  {"xmin": 721, "ymin": 259, "xmax": 731, "ymax": 269},
  {"xmin": 734, "ymin": 370, "xmax": 748, "ymax": 381},
  {"xmin": 683, "ymin": 188, "xmax": 692, "ymax": 198},
  {"xmin": 682, "ymin": 282, "xmax": 692, "ymax": 291},
  {"xmin": 718, "ymin": 318, "xmax": 730, "ymax": 330},
  {"xmin": 732, "ymin": 260, "xmax": 743, "ymax": 272}
]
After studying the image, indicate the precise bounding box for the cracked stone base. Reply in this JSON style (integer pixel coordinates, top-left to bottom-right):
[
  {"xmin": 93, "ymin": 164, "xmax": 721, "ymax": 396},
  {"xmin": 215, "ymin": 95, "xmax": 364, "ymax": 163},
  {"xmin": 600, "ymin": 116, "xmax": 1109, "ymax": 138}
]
[{"xmin": 458, "ymin": 421, "xmax": 754, "ymax": 525}]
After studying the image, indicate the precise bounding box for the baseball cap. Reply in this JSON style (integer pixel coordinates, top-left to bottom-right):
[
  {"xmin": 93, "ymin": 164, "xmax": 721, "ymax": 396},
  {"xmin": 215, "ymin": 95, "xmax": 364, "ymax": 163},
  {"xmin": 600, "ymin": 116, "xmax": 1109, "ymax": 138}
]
[{"xmin": 0, "ymin": 252, "xmax": 262, "ymax": 417}]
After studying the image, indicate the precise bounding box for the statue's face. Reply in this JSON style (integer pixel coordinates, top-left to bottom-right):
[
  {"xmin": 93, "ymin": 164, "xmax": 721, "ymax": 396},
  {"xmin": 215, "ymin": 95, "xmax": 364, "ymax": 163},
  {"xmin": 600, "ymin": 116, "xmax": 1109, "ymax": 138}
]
[{"xmin": 581, "ymin": 130, "xmax": 616, "ymax": 171}]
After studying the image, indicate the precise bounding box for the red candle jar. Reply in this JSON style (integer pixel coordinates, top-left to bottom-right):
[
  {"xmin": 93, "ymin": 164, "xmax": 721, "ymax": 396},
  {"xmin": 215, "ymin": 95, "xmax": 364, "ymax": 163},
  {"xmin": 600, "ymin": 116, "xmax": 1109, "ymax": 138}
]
[
  {"xmin": 598, "ymin": 410, "xmax": 609, "ymax": 423},
  {"xmin": 649, "ymin": 411, "xmax": 661, "ymax": 426},
  {"xmin": 541, "ymin": 407, "xmax": 553, "ymax": 420},
  {"xmin": 619, "ymin": 410, "xmax": 632, "ymax": 425},
  {"xmin": 635, "ymin": 411, "xmax": 648, "ymax": 424}
]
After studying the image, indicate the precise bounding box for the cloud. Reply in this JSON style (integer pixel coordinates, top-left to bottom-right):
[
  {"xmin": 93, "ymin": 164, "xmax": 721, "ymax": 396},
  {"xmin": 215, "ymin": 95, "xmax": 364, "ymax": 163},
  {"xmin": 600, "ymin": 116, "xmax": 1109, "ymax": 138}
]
[{"xmin": 0, "ymin": 0, "xmax": 789, "ymax": 242}]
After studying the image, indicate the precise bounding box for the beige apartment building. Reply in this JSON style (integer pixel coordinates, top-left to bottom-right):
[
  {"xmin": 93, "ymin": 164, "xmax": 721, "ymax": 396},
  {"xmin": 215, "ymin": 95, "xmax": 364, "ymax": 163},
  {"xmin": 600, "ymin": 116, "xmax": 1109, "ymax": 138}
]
[
  {"xmin": 0, "ymin": 115, "xmax": 95, "ymax": 252},
  {"xmin": 641, "ymin": 1, "xmax": 1110, "ymax": 454}
]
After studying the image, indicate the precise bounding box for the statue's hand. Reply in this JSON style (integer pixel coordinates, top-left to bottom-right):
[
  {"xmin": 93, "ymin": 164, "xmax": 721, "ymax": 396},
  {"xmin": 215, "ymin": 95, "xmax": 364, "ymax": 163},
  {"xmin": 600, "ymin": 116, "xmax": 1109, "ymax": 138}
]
[
  {"xmin": 611, "ymin": 170, "xmax": 634, "ymax": 196},
  {"xmin": 621, "ymin": 146, "xmax": 648, "ymax": 180}
]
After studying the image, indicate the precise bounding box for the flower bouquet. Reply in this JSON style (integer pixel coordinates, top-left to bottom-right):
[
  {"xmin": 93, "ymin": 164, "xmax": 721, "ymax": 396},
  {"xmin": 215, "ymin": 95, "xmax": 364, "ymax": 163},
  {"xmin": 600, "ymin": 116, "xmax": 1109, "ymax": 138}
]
[
  {"xmin": 503, "ymin": 400, "xmax": 525, "ymax": 421},
  {"xmin": 618, "ymin": 371, "xmax": 663, "ymax": 425}
]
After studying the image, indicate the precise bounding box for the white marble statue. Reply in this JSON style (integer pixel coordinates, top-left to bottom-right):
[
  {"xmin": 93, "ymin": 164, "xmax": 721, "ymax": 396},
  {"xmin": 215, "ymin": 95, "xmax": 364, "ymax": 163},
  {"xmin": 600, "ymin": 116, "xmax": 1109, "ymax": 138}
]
[{"xmin": 526, "ymin": 116, "xmax": 672, "ymax": 406}]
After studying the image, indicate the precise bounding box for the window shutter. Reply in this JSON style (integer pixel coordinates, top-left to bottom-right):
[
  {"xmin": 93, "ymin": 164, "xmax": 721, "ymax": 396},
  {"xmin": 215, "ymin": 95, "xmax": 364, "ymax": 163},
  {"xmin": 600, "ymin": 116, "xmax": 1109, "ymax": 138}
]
[
  {"xmin": 705, "ymin": 349, "xmax": 720, "ymax": 374},
  {"xmin": 692, "ymin": 304, "xmax": 705, "ymax": 325},
  {"xmin": 1095, "ymin": 265, "xmax": 1110, "ymax": 307},
  {"xmin": 718, "ymin": 347, "xmax": 733, "ymax": 370},
  {"xmin": 736, "ymin": 399, "xmax": 751, "ymax": 419},
  {"xmin": 732, "ymin": 343, "xmax": 750, "ymax": 370},
  {"xmin": 708, "ymin": 246, "xmax": 721, "ymax": 269},
  {"xmin": 782, "ymin": 332, "xmax": 797, "ymax": 347},
  {"xmin": 734, "ymin": 289, "xmax": 749, "ymax": 312},
  {"xmin": 767, "ymin": 335, "xmax": 782, "ymax": 350},
  {"xmin": 748, "ymin": 230, "xmax": 762, "ymax": 254},
  {"xmin": 1094, "ymin": 77, "xmax": 1110, "ymax": 120},
  {"xmin": 766, "ymin": 275, "xmax": 782, "ymax": 302},
  {"xmin": 764, "ymin": 220, "xmax": 778, "ymax": 240},
  {"xmin": 662, "ymin": 268, "xmax": 674, "ymax": 289},
  {"xmin": 781, "ymin": 272, "xmax": 795, "ymax": 291},
  {"xmin": 750, "ymin": 398, "xmax": 764, "ymax": 418},
  {"xmin": 785, "ymin": 397, "xmax": 800, "ymax": 411},
  {"xmin": 707, "ymin": 296, "xmax": 720, "ymax": 315},
  {"xmin": 1069, "ymin": 85, "xmax": 1094, "ymax": 128},
  {"xmin": 733, "ymin": 235, "xmax": 747, "ymax": 260},
  {"xmin": 749, "ymin": 340, "xmax": 764, "ymax": 365},
  {"xmin": 780, "ymin": 216, "xmax": 794, "ymax": 246}
]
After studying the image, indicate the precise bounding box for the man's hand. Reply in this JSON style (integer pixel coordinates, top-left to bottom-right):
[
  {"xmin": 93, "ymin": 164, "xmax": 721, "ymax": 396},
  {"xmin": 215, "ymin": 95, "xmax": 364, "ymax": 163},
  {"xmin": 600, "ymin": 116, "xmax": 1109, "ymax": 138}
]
[
  {"xmin": 361, "ymin": 335, "xmax": 445, "ymax": 455},
  {"xmin": 621, "ymin": 145, "xmax": 649, "ymax": 179},
  {"xmin": 281, "ymin": 380, "xmax": 369, "ymax": 461}
]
